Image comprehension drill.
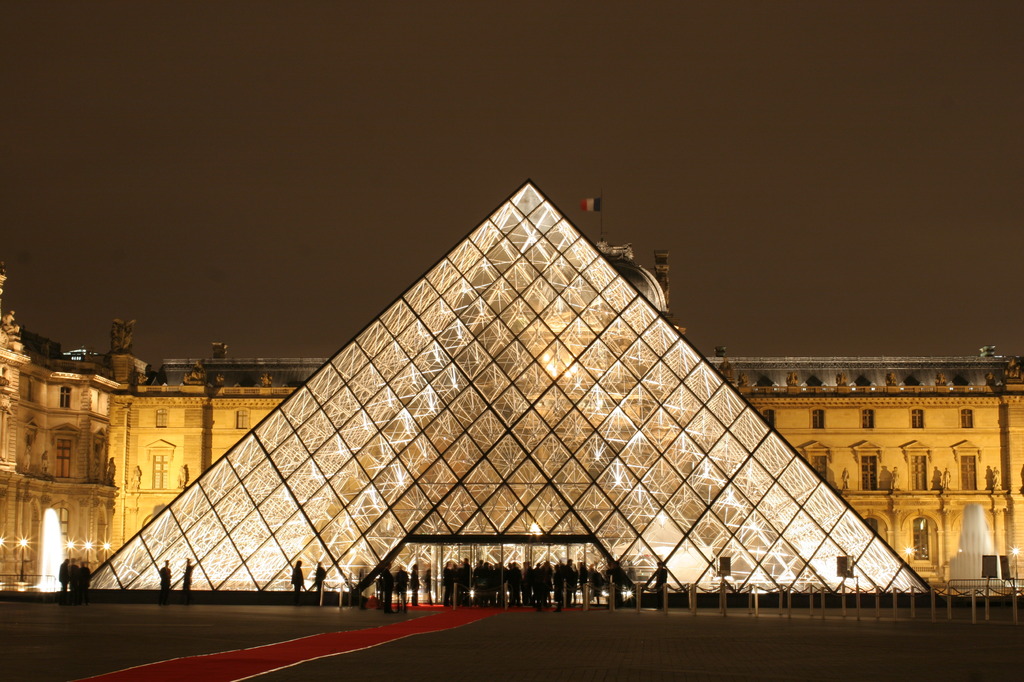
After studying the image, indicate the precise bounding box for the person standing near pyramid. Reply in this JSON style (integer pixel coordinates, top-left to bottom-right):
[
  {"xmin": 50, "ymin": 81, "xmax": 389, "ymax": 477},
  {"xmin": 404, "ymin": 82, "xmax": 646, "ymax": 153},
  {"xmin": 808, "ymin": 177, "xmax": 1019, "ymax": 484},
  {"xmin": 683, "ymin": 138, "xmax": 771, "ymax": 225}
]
[
  {"xmin": 291, "ymin": 561, "xmax": 304, "ymax": 605},
  {"xmin": 158, "ymin": 561, "xmax": 171, "ymax": 606},
  {"xmin": 380, "ymin": 561, "xmax": 395, "ymax": 614},
  {"xmin": 409, "ymin": 562, "xmax": 420, "ymax": 606}
]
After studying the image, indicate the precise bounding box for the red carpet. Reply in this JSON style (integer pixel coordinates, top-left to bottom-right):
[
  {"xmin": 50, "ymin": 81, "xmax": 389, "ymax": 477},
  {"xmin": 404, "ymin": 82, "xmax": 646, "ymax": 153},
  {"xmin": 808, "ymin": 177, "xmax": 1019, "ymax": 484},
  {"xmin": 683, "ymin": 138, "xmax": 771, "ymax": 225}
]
[{"xmin": 78, "ymin": 608, "xmax": 498, "ymax": 682}]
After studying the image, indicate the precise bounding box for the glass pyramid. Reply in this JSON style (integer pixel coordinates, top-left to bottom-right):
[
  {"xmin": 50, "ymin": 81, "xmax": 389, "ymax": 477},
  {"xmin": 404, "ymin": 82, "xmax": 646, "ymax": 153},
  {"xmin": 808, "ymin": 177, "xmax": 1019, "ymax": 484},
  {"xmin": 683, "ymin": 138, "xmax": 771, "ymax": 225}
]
[{"xmin": 92, "ymin": 182, "xmax": 926, "ymax": 594}]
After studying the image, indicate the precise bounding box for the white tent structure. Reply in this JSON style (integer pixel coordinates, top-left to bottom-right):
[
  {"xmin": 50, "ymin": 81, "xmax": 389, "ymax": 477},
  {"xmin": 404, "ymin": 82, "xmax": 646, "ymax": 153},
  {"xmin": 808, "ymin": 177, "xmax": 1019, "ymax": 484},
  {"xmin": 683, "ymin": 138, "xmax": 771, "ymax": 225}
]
[{"xmin": 92, "ymin": 182, "xmax": 926, "ymax": 594}]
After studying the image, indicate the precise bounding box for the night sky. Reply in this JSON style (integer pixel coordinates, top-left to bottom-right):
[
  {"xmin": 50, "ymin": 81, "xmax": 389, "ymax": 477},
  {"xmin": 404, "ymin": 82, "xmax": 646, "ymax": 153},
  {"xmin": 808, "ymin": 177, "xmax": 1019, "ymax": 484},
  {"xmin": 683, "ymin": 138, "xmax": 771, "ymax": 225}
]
[{"xmin": 2, "ymin": 2, "xmax": 1021, "ymax": 366}]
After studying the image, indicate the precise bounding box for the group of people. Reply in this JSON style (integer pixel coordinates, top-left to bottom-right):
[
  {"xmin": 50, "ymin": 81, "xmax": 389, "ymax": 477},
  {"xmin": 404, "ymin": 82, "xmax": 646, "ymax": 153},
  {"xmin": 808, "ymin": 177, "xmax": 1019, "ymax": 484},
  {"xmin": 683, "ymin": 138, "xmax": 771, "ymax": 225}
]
[
  {"xmin": 290, "ymin": 560, "xmax": 328, "ymax": 605},
  {"xmin": 57, "ymin": 558, "xmax": 92, "ymax": 605},
  {"xmin": 156, "ymin": 558, "xmax": 194, "ymax": 605},
  {"xmin": 371, "ymin": 558, "xmax": 646, "ymax": 612}
]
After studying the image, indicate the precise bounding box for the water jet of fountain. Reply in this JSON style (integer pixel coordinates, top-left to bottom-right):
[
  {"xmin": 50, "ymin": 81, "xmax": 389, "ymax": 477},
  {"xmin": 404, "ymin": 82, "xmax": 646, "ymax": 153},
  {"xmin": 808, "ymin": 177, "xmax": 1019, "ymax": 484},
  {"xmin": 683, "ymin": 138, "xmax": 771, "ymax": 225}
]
[
  {"xmin": 38, "ymin": 508, "xmax": 65, "ymax": 591},
  {"xmin": 947, "ymin": 503, "xmax": 996, "ymax": 580}
]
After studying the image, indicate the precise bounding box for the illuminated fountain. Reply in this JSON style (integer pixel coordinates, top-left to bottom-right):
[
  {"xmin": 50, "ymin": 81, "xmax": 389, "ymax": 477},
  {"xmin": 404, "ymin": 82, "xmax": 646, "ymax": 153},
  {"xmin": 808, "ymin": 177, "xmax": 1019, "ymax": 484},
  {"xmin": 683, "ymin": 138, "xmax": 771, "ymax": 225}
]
[
  {"xmin": 37, "ymin": 508, "xmax": 64, "ymax": 591},
  {"xmin": 947, "ymin": 503, "xmax": 995, "ymax": 580}
]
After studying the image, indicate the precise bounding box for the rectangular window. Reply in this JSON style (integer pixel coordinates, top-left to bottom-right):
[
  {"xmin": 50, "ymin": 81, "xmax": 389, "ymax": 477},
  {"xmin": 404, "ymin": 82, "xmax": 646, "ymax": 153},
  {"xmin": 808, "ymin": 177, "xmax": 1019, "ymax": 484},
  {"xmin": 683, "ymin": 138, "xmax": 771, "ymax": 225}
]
[
  {"xmin": 860, "ymin": 455, "xmax": 878, "ymax": 491},
  {"xmin": 911, "ymin": 454, "xmax": 928, "ymax": 490},
  {"xmin": 236, "ymin": 409, "xmax": 249, "ymax": 429},
  {"xmin": 960, "ymin": 455, "xmax": 977, "ymax": 491},
  {"xmin": 861, "ymin": 409, "xmax": 874, "ymax": 429},
  {"xmin": 911, "ymin": 409, "xmax": 925, "ymax": 429},
  {"xmin": 55, "ymin": 438, "xmax": 72, "ymax": 477},
  {"xmin": 58, "ymin": 508, "xmax": 70, "ymax": 540},
  {"xmin": 156, "ymin": 409, "xmax": 168, "ymax": 428},
  {"xmin": 960, "ymin": 409, "xmax": 974, "ymax": 428},
  {"xmin": 59, "ymin": 386, "xmax": 72, "ymax": 408},
  {"xmin": 811, "ymin": 455, "xmax": 828, "ymax": 479},
  {"xmin": 811, "ymin": 409, "xmax": 825, "ymax": 429},
  {"xmin": 153, "ymin": 454, "xmax": 169, "ymax": 489}
]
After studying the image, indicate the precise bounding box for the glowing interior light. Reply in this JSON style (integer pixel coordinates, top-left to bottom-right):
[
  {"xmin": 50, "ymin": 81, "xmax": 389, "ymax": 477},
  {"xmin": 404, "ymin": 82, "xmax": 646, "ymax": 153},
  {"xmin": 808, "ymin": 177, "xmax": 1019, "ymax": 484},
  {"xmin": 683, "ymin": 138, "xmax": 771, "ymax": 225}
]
[
  {"xmin": 530, "ymin": 522, "xmax": 542, "ymax": 535},
  {"xmin": 84, "ymin": 541, "xmax": 93, "ymax": 550}
]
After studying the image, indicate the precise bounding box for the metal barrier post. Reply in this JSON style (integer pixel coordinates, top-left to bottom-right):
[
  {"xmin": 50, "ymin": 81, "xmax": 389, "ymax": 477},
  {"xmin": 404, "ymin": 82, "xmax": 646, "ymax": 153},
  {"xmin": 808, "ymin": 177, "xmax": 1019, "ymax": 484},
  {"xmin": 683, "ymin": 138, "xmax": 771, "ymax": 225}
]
[
  {"xmin": 690, "ymin": 583, "xmax": 697, "ymax": 615},
  {"xmin": 910, "ymin": 586, "xmax": 915, "ymax": 620},
  {"xmin": 841, "ymin": 581, "xmax": 847, "ymax": 618},
  {"xmin": 856, "ymin": 587, "xmax": 861, "ymax": 621},
  {"xmin": 720, "ymin": 580, "xmax": 727, "ymax": 617},
  {"xmin": 809, "ymin": 588, "xmax": 814, "ymax": 618},
  {"xmin": 662, "ymin": 584, "xmax": 669, "ymax": 614},
  {"xmin": 930, "ymin": 587, "xmax": 936, "ymax": 623},
  {"xmin": 787, "ymin": 587, "xmax": 793, "ymax": 619},
  {"xmin": 874, "ymin": 587, "xmax": 881, "ymax": 620},
  {"xmin": 610, "ymin": 584, "xmax": 616, "ymax": 612},
  {"xmin": 583, "ymin": 584, "xmax": 589, "ymax": 612},
  {"xmin": 754, "ymin": 586, "xmax": 759, "ymax": 618},
  {"xmin": 1013, "ymin": 583, "xmax": 1019, "ymax": 625},
  {"xmin": 747, "ymin": 590, "xmax": 753, "ymax": 615},
  {"xmin": 971, "ymin": 590, "xmax": 977, "ymax": 625},
  {"xmin": 820, "ymin": 586, "xmax": 826, "ymax": 620},
  {"xmin": 984, "ymin": 583, "xmax": 991, "ymax": 622},
  {"xmin": 779, "ymin": 587, "xmax": 785, "ymax": 617},
  {"xmin": 892, "ymin": 587, "xmax": 898, "ymax": 622},
  {"xmin": 635, "ymin": 583, "xmax": 641, "ymax": 613},
  {"xmin": 947, "ymin": 586, "xmax": 953, "ymax": 621},
  {"xmin": 453, "ymin": 584, "xmax": 458, "ymax": 611}
]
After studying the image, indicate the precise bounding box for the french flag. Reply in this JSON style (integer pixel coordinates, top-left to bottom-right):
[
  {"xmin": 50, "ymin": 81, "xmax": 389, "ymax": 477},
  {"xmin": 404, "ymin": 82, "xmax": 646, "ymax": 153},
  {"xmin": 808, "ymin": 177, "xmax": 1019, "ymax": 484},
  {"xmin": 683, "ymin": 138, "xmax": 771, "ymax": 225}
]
[{"xmin": 580, "ymin": 197, "xmax": 602, "ymax": 212}]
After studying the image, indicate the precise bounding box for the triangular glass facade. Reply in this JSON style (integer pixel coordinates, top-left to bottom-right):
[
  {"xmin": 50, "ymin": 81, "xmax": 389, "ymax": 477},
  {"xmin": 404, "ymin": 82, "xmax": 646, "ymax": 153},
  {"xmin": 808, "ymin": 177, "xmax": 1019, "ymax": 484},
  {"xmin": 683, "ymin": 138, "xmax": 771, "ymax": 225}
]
[{"xmin": 92, "ymin": 182, "xmax": 926, "ymax": 593}]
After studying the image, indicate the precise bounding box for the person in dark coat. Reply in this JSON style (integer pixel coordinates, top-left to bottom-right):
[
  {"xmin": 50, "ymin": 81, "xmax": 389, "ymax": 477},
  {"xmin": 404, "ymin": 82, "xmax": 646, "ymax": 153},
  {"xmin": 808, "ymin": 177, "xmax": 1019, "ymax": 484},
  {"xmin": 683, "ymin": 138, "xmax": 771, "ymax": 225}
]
[
  {"xmin": 380, "ymin": 562, "xmax": 395, "ymax": 613},
  {"xmin": 565, "ymin": 559, "xmax": 578, "ymax": 606},
  {"xmin": 506, "ymin": 562, "xmax": 521, "ymax": 606},
  {"xmin": 410, "ymin": 563, "xmax": 420, "ymax": 607},
  {"xmin": 607, "ymin": 560, "xmax": 630, "ymax": 607},
  {"xmin": 395, "ymin": 565, "xmax": 409, "ymax": 612},
  {"xmin": 442, "ymin": 561, "xmax": 454, "ymax": 607},
  {"xmin": 423, "ymin": 565, "xmax": 433, "ymax": 605},
  {"xmin": 646, "ymin": 560, "xmax": 668, "ymax": 609},
  {"xmin": 68, "ymin": 562, "xmax": 81, "ymax": 605},
  {"xmin": 312, "ymin": 562, "xmax": 327, "ymax": 605},
  {"xmin": 291, "ymin": 561, "xmax": 304, "ymax": 605},
  {"xmin": 553, "ymin": 561, "xmax": 565, "ymax": 611},
  {"xmin": 158, "ymin": 561, "xmax": 172, "ymax": 606},
  {"xmin": 78, "ymin": 562, "xmax": 91, "ymax": 605},
  {"xmin": 182, "ymin": 559, "xmax": 194, "ymax": 605},
  {"xmin": 459, "ymin": 558, "xmax": 471, "ymax": 606},
  {"xmin": 58, "ymin": 559, "xmax": 70, "ymax": 605}
]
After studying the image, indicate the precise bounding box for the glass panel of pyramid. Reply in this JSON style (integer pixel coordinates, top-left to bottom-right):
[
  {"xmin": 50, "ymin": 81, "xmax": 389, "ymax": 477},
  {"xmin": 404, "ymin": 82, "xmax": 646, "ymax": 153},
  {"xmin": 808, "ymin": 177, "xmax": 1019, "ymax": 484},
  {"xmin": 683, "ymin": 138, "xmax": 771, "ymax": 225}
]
[{"xmin": 91, "ymin": 181, "xmax": 926, "ymax": 594}]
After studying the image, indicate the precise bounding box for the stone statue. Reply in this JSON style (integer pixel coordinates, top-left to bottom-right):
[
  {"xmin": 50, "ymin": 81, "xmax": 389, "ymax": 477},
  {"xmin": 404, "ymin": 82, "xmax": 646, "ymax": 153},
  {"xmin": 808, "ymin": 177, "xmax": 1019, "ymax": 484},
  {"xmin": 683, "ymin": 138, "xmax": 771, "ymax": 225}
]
[
  {"xmin": 736, "ymin": 372, "xmax": 749, "ymax": 387},
  {"xmin": 836, "ymin": 372, "xmax": 848, "ymax": 387},
  {"xmin": 40, "ymin": 450, "xmax": 49, "ymax": 475},
  {"xmin": 891, "ymin": 466, "xmax": 900, "ymax": 491},
  {"xmin": 213, "ymin": 373, "xmax": 226, "ymax": 387},
  {"xmin": 885, "ymin": 372, "xmax": 898, "ymax": 387},
  {"xmin": 212, "ymin": 342, "xmax": 228, "ymax": 358},
  {"xmin": 1007, "ymin": 356, "xmax": 1023, "ymax": 382},
  {"xmin": 130, "ymin": 465, "xmax": 142, "ymax": 491},
  {"xmin": 786, "ymin": 372, "xmax": 799, "ymax": 387},
  {"xmin": 992, "ymin": 467, "xmax": 1000, "ymax": 490},
  {"xmin": 986, "ymin": 372, "xmax": 997, "ymax": 387},
  {"xmin": 109, "ymin": 319, "xmax": 136, "ymax": 354},
  {"xmin": 106, "ymin": 457, "xmax": 116, "ymax": 485},
  {"xmin": 941, "ymin": 467, "xmax": 951, "ymax": 490},
  {"xmin": 935, "ymin": 372, "xmax": 947, "ymax": 386},
  {"xmin": 183, "ymin": 360, "xmax": 207, "ymax": 386},
  {"xmin": 259, "ymin": 372, "xmax": 273, "ymax": 387},
  {"xmin": 719, "ymin": 356, "xmax": 734, "ymax": 381},
  {"xmin": 841, "ymin": 467, "xmax": 849, "ymax": 490},
  {"xmin": 178, "ymin": 463, "xmax": 190, "ymax": 489}
]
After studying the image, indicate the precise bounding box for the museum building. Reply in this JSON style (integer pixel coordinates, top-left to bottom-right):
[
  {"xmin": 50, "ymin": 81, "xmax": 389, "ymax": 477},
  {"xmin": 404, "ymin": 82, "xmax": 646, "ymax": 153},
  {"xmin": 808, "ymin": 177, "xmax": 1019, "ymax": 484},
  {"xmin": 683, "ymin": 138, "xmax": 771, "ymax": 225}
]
[{"xmin": 1, "ymin": 185, "xmax": 1021, "ymax": 589}]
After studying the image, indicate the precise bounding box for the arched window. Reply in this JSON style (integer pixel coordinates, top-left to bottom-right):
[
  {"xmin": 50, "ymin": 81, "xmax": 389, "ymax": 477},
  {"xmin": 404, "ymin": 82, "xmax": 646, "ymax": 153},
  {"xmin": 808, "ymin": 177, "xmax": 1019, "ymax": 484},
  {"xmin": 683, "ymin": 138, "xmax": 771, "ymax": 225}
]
[
  {"xmin": 861, "ymin": 409, "xmax": 875, "ymax": 429},
  {"xmin": 960, "ymin": 408, "xmax": 974, "ymax": 428},
  {"xmin": 912, "ymin": 517, "xmax": 930, "ymax": 560}
]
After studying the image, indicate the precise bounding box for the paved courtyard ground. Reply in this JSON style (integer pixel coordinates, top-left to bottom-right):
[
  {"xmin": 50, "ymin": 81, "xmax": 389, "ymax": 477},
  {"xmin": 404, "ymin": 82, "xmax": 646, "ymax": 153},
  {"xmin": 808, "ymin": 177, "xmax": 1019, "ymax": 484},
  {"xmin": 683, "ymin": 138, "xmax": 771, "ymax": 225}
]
[{"xmin": 3, "ymin": 600, "xmax": 1022, "ymax": 681}]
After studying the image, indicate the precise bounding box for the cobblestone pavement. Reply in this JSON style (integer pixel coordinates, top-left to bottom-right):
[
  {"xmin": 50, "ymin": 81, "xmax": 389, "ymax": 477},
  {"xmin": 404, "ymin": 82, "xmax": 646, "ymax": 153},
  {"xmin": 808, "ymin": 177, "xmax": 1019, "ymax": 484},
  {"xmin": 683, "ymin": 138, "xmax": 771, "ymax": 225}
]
[{"xmin": 3, "ymin": 602, "xmax": 1022, "ymax": 681}]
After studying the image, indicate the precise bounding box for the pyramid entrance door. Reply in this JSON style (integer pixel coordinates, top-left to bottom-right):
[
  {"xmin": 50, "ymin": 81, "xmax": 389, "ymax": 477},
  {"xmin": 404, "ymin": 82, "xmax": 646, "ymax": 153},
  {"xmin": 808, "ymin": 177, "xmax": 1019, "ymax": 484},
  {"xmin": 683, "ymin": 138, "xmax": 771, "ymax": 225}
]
[
  {"xmin": 397, "ymin": 536, "xmax": 606, "ymax": 604},
  {"xmin": 93, "ymin": 181, "xmax": 927, "ymax": 596}
]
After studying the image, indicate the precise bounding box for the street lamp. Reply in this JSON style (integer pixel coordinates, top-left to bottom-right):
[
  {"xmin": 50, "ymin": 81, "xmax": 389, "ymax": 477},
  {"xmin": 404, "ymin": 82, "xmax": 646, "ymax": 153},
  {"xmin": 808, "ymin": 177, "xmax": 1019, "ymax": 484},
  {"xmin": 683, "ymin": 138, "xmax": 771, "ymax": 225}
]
[{"xmin": 18, "ymin": 538, "xmax": 29, "ymax": 581}]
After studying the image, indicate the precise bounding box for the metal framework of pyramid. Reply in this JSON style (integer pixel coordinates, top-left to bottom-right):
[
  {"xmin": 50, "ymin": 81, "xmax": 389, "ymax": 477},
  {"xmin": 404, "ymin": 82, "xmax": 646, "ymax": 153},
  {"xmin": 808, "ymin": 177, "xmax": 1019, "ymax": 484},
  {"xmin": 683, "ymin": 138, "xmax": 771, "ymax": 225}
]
[{"xmin": 92, "ymin": 182, "xmax": 926, "ymax": 594}]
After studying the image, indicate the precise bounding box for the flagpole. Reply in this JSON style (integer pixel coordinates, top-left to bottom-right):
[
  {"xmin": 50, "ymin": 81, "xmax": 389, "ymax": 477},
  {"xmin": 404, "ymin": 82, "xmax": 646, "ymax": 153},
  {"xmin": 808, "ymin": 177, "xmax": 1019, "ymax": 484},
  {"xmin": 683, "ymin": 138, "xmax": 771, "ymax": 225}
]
[{"xmin": 600, "ymin": 188, "xmax": 604, "ymax": 242}]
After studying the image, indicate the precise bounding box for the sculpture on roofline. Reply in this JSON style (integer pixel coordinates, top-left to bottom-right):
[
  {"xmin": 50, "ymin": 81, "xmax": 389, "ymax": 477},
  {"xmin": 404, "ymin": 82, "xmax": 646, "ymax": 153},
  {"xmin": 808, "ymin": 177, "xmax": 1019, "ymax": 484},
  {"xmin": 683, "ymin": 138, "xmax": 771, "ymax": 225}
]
[{"xmin": 110, "ymin": 319, "xmax": 136, "ymax": 354}]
